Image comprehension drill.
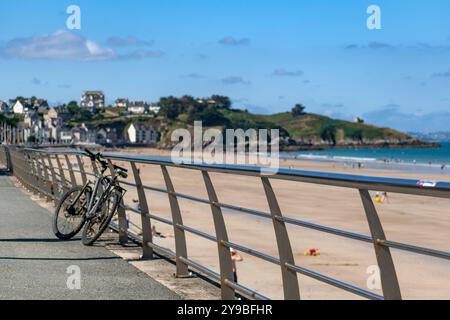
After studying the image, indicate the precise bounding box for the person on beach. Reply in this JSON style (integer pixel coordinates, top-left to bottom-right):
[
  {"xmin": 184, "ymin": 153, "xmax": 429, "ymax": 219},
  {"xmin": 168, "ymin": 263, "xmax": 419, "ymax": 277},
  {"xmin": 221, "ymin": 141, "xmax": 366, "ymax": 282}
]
[
  {"xmin": 230, "ymin": 248, "xmax": 243, "ymax": 283},
  {"xmin": 441, "ymin": 164, "xmax": 446, "ymax": 173},
  {"xmin": 381, "ymin": 191, "xmax": 389, "ymax": 204},
  {"xmin": 375, "ymin": 192, "xmax": 382, "ymax": 204},
  {"xmin": 136, "ymin": 224, "xmax": 174, "ymax": 238},
  {"xmin": 152, "ymin": 225, "xmax": 174, "ymax": 238}
]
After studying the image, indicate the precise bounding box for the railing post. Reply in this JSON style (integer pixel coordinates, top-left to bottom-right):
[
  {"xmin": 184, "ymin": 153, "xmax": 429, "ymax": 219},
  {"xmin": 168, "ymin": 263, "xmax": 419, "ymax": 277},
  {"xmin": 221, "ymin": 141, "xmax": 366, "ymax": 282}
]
[
  {"xmin": 201, "ymin": 170, "xmax": 235, "ymax": 300},
  {"xmin": 55, "ymin": 154, "xmax": 69, "ymax": 192},
  {"xmin": 27, "ymin": 152, "xmax": 40, "ymax": 195},
  {"xmin": 130, "ymin": 162, "xmax": 154, "ymax": 259},
  {"xmin": 261, "ymin": 177, "xmax": 301, "ymax": 300},
  {"xmin": 46, "ymin": 154, "xmax": 59, "ymax": 204},
  {"xmin": 359, "ymin": 189, "xmax": 402, "ymax": 300},
  {"xmin": 64, "ymin": 155, "xmax": 78, "ymax": 187},
  {"xmin": 22, "ymin": 152, "xmax": 34, "ymax": 191},
  {"xmin": 161, "ymin": 165, "xmax": 190, "ymax": 277},
  {"xmin": 76, "ymin": 155, "xmax": 87, "ymax": 185},
  {"xmin": 38, "ymin": 153, "xmax": 51, "ymax": 201},
  {"xmin": 107, "ymin": 160, "xmax": 129, "ymax": 245},
  {"xmin": 15, "ymin": 150, "xmax": 24, "ymax": 185},
  {"xmin": 3, "ymin": 146, "xmax": 12, "ymax": 172}
]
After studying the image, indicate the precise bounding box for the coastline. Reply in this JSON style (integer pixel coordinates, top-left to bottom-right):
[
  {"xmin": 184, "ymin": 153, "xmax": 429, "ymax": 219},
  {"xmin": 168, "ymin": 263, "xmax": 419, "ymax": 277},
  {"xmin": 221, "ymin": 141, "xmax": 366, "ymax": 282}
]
[
  {"xmin": 281, "ymin": 141, "xmax": 440, "ymax": 152},
  {"xmin": 108, "ymin": 142, "xmax": 447, "ymax": 176}
]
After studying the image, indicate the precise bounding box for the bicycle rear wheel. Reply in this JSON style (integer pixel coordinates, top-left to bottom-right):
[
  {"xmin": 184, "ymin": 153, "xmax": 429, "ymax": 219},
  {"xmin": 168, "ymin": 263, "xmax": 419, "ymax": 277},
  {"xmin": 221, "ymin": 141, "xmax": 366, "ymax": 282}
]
[
  {"xmin": 53, "ymin": 186, "xmax": 91, "ymax": 240},
  {"xmin": 81, "ymin": 191, "xmax": 121, "ymax": 246}
]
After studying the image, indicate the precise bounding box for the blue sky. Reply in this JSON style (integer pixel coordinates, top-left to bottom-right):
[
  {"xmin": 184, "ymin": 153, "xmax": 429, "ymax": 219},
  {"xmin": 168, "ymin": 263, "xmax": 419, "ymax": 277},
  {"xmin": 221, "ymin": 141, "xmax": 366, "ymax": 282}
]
[{"xmin": 1, "ymin": 0, "xmax": 450, "ymax": 132}]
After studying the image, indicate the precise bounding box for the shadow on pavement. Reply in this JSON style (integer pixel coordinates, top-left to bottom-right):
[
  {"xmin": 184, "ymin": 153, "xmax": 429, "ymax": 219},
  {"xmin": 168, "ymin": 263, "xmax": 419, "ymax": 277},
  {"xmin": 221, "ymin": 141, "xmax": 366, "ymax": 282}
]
[
  {"xmin": 0, "ymin": 256, "xmax": 121, "ymax": 261},
  {"xmin": 0, "ymin": 238, "xmax": 80, "ymax": 243},
  {"xmin": 0, "ymin": 169, "xmax": 11, "ymax": 176}
]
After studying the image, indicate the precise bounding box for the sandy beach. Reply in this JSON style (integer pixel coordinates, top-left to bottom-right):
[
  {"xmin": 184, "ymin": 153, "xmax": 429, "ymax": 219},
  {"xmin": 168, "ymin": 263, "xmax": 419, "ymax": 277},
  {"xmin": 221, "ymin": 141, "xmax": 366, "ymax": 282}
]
[{"xmin": 87, "ymin": 147, "xmax": 450, "ymax": 300}]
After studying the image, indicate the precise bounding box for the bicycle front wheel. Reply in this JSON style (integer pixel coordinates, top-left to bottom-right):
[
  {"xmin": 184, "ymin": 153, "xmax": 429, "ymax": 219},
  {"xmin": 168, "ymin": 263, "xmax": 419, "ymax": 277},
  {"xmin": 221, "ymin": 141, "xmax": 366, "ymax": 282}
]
[
  {"xmin": 81, "ymin": 191, "xmax": 121, "ymax": 246},
  {"xmin": 53, "ymin": 186, "xmax": 91, "ymax": 240}
]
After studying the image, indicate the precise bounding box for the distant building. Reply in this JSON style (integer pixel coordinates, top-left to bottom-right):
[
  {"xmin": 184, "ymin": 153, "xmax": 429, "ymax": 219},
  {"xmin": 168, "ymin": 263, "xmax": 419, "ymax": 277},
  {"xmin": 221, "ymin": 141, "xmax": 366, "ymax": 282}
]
[
  {"xmin": 37, "ymin": 105, "xmax": 50, "ymax": 115},
  {"xmin": 148, "ymin": 103, "xmax": 161, "ymax": 114},
  {"xmin": 24, "ymin": 111, "xmax": 40, "ymax": 128},
  {"xmin": 126, "ymin": 123, "xmax": 158, "ymax": 144},
  {"xmin": 54, "ymin": 106, "xmax": 71, "ymax": 121},
  {"xmin": 81, "ymin": 91, "xmax": 105, "ymax": 110},
  {"xmin": 13, "ymin": 100, "xmax": 25, "ymax": 114},
  {"xmin": 44, "ymin": 116, "xmax": 63, "ymax": 142},
  {"xmin": 128, "ymin": 101, "xmax": 147, "ymax": 114},
  {"xmin": 71, "ymin": 124, "xmax": 90, "ymax": 143},
  {"xmin": 0, "ymin": 101, "xmax": 8, "ymax": 113},
  {"xmin": 115, "ymin": 98, "xmax": 129, "ymax": 108},
  {"xmin": 32, "ymin": 98, "xmax": 48, "ymax": 109},
  {"xmin": 355, "ymin": 117, "xmax": 365, "ymax": 124},
  {"xmin": 95, "ymin": 127, "xmax": 119, "ymax": 145},
  {"xmin": 44, "ymin": 108, "xmax": 59, "ymax": 121},
  {"xmin": 58, "ymin": 129, "xmax": 73, "ymax": 144}
]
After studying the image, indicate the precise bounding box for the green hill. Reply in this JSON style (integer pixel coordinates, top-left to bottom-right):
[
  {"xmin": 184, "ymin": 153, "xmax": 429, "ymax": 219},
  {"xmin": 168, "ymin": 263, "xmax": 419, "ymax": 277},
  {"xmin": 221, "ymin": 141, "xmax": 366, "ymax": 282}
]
[{"xmin": 213, "ymin": 109, "xmax": 430, "ymax": 149}]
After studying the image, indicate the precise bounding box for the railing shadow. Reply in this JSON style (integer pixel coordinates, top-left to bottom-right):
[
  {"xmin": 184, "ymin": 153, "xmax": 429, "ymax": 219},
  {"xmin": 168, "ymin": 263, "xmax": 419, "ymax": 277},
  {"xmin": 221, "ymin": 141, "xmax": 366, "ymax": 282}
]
[{"xmin": 0, "ymin": 169, "xmax": 11, "ymax": 176}]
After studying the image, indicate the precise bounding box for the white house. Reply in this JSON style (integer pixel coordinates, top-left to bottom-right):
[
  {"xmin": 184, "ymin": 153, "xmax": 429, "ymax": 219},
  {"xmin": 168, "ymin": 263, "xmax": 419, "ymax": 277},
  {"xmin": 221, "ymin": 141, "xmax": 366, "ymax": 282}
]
[
  {"xmin": 58, "ymin": 129, "xmax": 73, "ymax": 144},
  {"xmin": 13, "ymin": 101, "xmax": 25, "ymax": 114},
  {"xmin": 115, "ymin": 98, "xmax": 129, "ymax": 108},
  {"xmin": 126, "ymin": 124, "xmax": 158, "ymax": 144},
  {"xmin": 128, "ymin": 101, "xmax": 147, "ymax": 114},
  {"xmin": 81, "ymin": 91, "xmax": 105, "ymax": 110},
  {"xmin": 148, "ymin": 104, "xmax": 161, "ymax": 114}
]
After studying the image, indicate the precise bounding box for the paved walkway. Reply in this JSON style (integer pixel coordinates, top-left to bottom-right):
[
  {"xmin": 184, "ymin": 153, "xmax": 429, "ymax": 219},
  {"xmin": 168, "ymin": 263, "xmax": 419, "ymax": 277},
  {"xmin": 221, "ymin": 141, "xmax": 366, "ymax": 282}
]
[{"xmin": 0, "ymin": 173, "xmax": 180, "ymax": 300}]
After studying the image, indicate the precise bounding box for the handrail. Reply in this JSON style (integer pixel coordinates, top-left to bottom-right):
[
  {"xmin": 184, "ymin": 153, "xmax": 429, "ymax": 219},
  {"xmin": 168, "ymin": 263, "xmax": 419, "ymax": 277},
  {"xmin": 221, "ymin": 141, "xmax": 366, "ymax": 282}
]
[
  {"xmin": 22, "ymin": 147, "xmax": 450, "ymax": 198},
  {"xmin": 1, "ymin": 145, "xmax": 449, "ymax": 300}
]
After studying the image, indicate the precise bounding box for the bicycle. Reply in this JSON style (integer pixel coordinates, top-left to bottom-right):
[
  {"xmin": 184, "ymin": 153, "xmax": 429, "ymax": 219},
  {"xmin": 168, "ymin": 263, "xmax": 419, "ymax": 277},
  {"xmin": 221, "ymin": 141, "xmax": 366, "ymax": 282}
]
[{"xmin": 52, "ymin": 149, "xmax": 128, "ymax": 246}]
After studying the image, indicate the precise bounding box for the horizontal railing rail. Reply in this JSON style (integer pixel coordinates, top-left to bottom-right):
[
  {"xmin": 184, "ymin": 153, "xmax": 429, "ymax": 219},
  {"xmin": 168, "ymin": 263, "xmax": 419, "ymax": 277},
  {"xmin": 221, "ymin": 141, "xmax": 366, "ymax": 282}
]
[{"xmin": 0, "ymin": 145, "xmax": 449, "ymax": 300}]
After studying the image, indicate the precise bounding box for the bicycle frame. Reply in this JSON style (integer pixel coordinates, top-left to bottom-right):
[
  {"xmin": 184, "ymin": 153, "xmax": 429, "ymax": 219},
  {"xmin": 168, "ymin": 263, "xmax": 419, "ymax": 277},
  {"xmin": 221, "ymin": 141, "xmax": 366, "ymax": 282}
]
[{"xmin": 85, "ymin": 173, "xmax": 117, "ymax": 219}]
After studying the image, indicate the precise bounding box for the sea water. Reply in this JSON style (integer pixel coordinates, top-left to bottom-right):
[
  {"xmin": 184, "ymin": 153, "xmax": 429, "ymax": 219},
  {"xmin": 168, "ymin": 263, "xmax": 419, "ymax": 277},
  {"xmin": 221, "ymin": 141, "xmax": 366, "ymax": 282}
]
[{"xmin": 282, "ymin": 142, "xmax": 450, "ymax": 174}]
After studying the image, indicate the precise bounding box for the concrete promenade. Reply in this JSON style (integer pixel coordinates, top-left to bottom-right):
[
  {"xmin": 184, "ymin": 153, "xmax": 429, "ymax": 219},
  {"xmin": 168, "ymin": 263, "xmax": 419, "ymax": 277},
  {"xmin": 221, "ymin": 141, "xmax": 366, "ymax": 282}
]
[{"xmin": 0, "ymin": 172, "xmax": 180, "ymax": 300}]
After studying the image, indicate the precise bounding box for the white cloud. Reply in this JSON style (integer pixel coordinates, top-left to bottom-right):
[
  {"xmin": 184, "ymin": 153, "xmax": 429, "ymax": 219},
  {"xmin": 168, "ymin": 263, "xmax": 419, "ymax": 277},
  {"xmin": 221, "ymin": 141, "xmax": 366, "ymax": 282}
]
[
  {"xmin": 31, "ymin": 77, "xmax": 42, "ymax": 85},
  {"xmin": 221, "ymin": 76, "xmax": 251, "ymax": 85},
  {"xmin": 272, "ymin": 69, "xmax": 304, "ymax": 77},
  {"xmin": 106, "ymin": 36, "xmax": 154, "ymax": 47},
  {"xmin": 181, "ymin": 73, "xmax": 206, "ymax": 79},
  {"xmin": 432, "ymin": 70, "xmax": 450, "ymax": 78},
  {"xmin": 219, "ymin": 36, "xmax": 251, "ymax": 46},
  {"xmin": 1, "ymin": 30, "xmax": 115, "ymax": 61},
  {"xmin": 117, "ymin": 49, "xmax": 165, "ymax": 60}
]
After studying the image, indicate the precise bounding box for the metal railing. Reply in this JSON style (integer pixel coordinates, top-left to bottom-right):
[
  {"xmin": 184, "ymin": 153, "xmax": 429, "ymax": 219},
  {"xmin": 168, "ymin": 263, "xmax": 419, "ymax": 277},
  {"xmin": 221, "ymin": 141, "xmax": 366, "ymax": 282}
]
[{"xmin": 0, "ymin": 145, "xmax": 449, "ymax": 300}]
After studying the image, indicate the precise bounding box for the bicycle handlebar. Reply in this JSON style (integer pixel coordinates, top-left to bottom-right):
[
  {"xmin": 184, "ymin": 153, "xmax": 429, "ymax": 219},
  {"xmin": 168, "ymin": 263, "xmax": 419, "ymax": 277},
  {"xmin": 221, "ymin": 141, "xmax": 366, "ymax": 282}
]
[
  {"xmin": 84, "ymin": 148, "xmax": 128, "ymax": 175},
  {"xmin": 84, "ymin": 148, "xmax": 108, "ymax": 168},
  {"xmin": 84, "ymin": 148, "xmax": 99, "ymax": 160}
]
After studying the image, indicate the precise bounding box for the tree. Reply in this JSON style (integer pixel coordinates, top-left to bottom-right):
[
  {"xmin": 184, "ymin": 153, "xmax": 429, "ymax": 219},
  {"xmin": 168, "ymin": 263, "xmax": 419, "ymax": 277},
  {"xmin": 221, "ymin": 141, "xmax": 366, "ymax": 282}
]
[
  {"xmin": 211, "ymin": 95, "xmax": 231, "ymax": 109},
  {"xmin": 292, "ymin": 104, "xmax": 306, "ymax": 117},
  {"xmin": 193, "ymin": 107, "xmax": 230, "ymax": 126},
  {"xmin": 159, "ymin": 96, "xmax": 184, "ymax": 120},
  {"xmin": 351, "ymin": 129, "xmax": 364, "ymax": 143},
  {"xmin": 67, "ymin": 101, "xmax": 79, "ymax": 115},
  {"xmin": 321, "ymin": 125, "xmax": 337, "ymax": 145}
]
